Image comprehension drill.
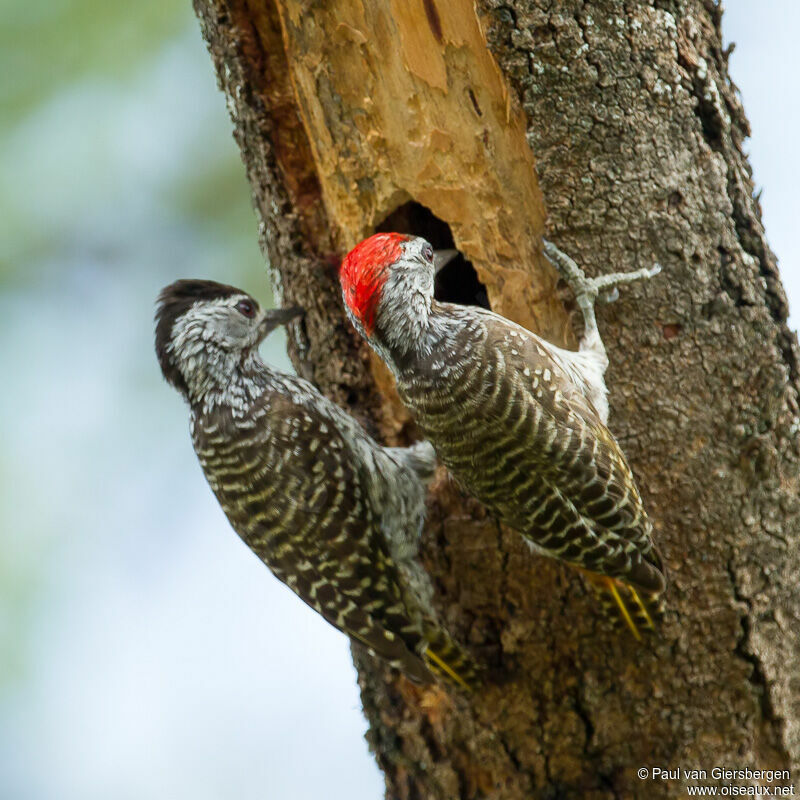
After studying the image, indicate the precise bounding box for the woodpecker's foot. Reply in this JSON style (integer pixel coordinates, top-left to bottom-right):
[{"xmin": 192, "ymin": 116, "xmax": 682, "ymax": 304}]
[{"xmin": 542, "ymin": 239, "xmax": 661, "ymax": 308}]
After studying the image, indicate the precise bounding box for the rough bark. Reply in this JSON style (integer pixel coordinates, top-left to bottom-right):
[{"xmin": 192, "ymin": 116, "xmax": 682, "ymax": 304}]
[{"xmin": 193, "ymin": 0, "xmax": 800, "ymax": 796}]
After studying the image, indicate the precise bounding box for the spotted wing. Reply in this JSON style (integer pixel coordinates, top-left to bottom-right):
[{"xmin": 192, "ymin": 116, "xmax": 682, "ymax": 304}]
[
  {"xmin": 210, "ymin": 392, "xmax": 433, "ymax": 683},
  {"xmin": 481, "ymin": 317, "xmax": 664, "ymax": 593}
]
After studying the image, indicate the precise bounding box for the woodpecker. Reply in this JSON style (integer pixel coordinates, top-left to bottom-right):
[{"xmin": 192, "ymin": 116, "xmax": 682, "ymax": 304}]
[
  {"xmin": 339, "ymin": 234, "xmax": 666, "ymax": 638},
  {"xmin": 155, "ymin": 279, "xmax": 478, "ymax": 687}
]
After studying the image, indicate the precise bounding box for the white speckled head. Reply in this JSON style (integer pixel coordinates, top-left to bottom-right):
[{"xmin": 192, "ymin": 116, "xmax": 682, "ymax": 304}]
[{"xmin": 155, "ymin": 279, "xmax": 301, "ymax": 402}]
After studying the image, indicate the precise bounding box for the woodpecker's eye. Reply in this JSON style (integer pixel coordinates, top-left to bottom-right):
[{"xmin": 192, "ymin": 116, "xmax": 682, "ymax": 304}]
[
  {"xmin": 422, "ymin": 243, "xmax": 434, "ymax": 263},
  {"xmin": 236, "ymin": 299, "xmax": 256, "ymax": 318}
]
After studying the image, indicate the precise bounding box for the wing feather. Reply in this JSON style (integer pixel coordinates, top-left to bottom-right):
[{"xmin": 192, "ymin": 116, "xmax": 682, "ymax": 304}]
[
  {"xmin": 478, "ymin": 313, "xmax": 663, "ymax": 592},
  {"xmin": 221, "ymin": 391, "xmax": 434, "ymax": 682}
]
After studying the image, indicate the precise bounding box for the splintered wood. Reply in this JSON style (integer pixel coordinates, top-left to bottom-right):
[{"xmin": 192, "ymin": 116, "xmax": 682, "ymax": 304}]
[{"xmin": 267, "ymin": 0, "xmax": 566, "ymax": 342}]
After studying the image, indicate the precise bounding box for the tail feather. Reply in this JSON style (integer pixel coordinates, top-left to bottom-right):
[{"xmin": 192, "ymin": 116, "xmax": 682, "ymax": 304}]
[
  {"xmin": 580, "ymin": 571, "xmax": 665, "ymax": 640},
  {"xmin": 421, "ymin": 626, "xmax": 483, "ymax": 691}
]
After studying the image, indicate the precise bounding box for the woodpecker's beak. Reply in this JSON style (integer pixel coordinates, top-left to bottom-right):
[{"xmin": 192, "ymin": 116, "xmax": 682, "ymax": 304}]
[
  {"xmin": 259, "ymin": 306, "xmax": 304, "ymax": 340},
  {"xmin": 433, "ymin": 249, "xmax": 458, "ymax": 274}
]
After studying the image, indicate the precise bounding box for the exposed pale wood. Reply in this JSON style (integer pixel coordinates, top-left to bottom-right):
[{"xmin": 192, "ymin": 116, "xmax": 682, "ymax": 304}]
[{"xmin": 274, "ymin": 0, "xmax": 568, "ymax": 343}]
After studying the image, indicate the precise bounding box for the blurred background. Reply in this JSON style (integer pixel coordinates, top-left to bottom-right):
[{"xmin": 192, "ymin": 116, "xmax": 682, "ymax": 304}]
[{"xmin": 0, "ymin": 2, "xmax": 796, "ymax": 798}]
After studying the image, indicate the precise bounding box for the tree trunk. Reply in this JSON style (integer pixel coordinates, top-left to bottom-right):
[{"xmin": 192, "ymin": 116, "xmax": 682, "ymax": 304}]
[{"xmin": 192, "ymin": 0, "xmax": 800, "ymax": 796}]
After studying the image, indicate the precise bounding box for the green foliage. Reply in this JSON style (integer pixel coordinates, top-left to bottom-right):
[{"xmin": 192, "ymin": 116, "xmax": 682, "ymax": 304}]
[{"xmin": 1, "ymin": 0, "xmax": 187, "ymax": 115}]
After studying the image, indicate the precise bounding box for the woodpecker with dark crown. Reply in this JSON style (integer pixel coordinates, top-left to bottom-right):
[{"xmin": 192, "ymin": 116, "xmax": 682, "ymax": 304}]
[
  {"xmin": 339, "ymin": 233, "xmax": 666, "ymax": 638},
  {"xmin": 155, "ymin": 278, "xmax": 479, "ymax": 688}
]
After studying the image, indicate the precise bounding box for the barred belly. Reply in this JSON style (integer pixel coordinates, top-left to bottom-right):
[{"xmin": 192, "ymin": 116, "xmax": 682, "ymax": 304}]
[{"xmin": 397, "ymin": 354, "xmax": 630, "ymax": 575}]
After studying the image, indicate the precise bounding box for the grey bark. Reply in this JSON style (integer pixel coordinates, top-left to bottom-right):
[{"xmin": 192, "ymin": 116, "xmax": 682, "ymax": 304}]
[{"xmin": 193, "ymin": 0, "xmax": 800, "ymax": 796}]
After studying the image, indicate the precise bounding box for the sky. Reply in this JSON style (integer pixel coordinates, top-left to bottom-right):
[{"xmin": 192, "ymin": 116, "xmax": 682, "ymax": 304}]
[
  {"xmin": 723, "ymin": 2, "xmax": 800, "ymax": 322},
  {"xmin": 0, "ymin": 2, "xmax": 796, "ymax": 799}
]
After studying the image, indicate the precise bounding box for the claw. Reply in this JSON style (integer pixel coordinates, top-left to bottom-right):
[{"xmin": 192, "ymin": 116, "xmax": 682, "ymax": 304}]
[
  {"xmin": 542, "ymin": 238, "xmax": 586, "ymax": 285},
  {"xmin": 543, "ymin": 238, "xmax": 661, "ymax": 306}
]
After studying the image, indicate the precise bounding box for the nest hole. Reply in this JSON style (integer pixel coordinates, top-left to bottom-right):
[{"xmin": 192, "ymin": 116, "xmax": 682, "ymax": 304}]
[{"xmin": 375, "ymin": 201, "xmax": 490, "ymax": 310}]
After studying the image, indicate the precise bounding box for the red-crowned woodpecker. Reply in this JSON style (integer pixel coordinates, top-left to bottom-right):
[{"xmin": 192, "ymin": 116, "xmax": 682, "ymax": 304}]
[{"xmin": 339, "ymin": 234, "xmax": 665, "ymax": 638}]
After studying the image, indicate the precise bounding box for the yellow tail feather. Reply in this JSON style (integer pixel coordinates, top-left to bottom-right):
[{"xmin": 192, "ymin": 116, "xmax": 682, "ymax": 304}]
[
  {"xmin": 605, "ymin": 577, "xmax": 642, "ymax": 641},
  {"xmin": 579, "ymin": 569, "xmax": 663, "ymax": 640},
  {"xmin": 627, "ymin": 584, "xmax": 657, "ymax": 631},
  {"xmin": 422, "ymin": 628, "xmax": 482, "ymax": 691},
  {"xmin": 424, "ymin": 648, "xmax": 472, "ymax": 690}
]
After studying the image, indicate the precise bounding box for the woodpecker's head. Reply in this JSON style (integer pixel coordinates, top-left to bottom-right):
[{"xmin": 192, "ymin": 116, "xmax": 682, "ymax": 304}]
[
  {"xmin": 155, "ymin": 279, "xmax": 302, "ymax": 401},
  {"xmin": 340, "ymin": 233, "xmax": 435, "ymax": 354}
]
